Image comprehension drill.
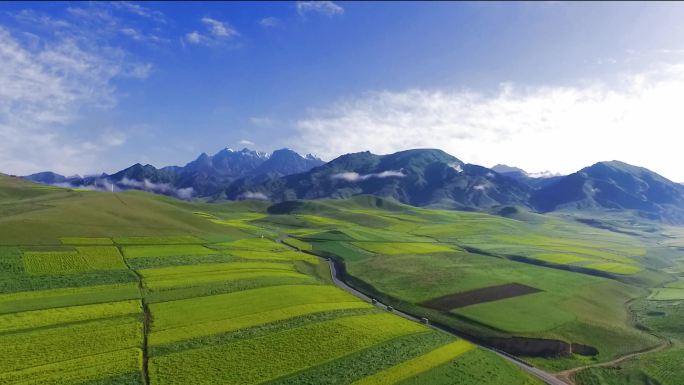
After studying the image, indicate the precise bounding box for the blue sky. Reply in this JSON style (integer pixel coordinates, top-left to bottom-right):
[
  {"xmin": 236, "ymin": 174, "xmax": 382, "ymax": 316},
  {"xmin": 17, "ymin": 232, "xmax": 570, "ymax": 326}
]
[{"xmin": 2, "ymin": 2, "xmax": 684, "ymax": 180}]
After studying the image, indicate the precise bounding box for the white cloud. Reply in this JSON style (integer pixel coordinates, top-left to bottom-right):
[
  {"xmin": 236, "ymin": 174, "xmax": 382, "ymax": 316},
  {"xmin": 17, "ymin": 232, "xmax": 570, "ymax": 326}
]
[
  {"xmin": 202, "ymin": 17, "xmax": 236, "ymax": 38},
  {"xmin": 120, "ymin": 27, "xmax": 142, "ymax": 40},
  {"xmin": 109, "ymin": 1, "xmax": 167, "ymax": 23},
  {"xmin": 249, "ymin": 116, "xmax": 274, "ymax": 127},
  {"xmin": 239, "ymin": 191, "xmax": 269, "ymax": 200},
  {"xmin": 0, "ymin": 26, "xmax": 145, "ymax": 175},
  {"xmin": 239, "ymin": 139, "xmax": 255, "ymax": 146},
  {"xmin": 186, "ymin": 18, "xmax": 239, "ymax": 46},
  {"xmin": 294, "ymin": 63, "xmax": 684, "ymax": 181},
  {"xmin": 259, "ymin": 17, "xmax": 281, "ymax": 28},
  {"xmin": 100, "ymin": 129, "xmax": 127, "ymax": 147},
  {"xmin": 117, "ymin": 177, "xmax": 194, "ymax": 199},
  {"xmin": 185, "ymin": 31, "xmax": 206, "ymax": 45},
  {"xmin": 297, "ymin": 1, "xmax": 344, "ymax": 16},
  {"xmin": 331, "ymin": 170, "xmax": 406, "ymax": 182},
  {"xmin": 201, "ymin": 17, "xmax": 238, "ymax": 38},
  {"xmin": 449, "ymin": 163, "xmax": 463, "ymax": 173},
  {"xmin": 176, "ymin": 187, "xmax": 195, "ymax": 200}
]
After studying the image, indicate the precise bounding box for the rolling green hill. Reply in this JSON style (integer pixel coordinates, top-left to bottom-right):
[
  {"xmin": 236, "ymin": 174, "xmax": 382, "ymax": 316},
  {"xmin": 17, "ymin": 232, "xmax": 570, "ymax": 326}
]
[
  {"xmin": 253, "ymin": 195, "xmax": 684, "ymax": 384},
  {"xmin": 2, "ymin": 174, "xmax": 683, "ymax": 385},
  {"xmin": 0, "ymin": 175, "xmax": 542, "ymax": 385}
]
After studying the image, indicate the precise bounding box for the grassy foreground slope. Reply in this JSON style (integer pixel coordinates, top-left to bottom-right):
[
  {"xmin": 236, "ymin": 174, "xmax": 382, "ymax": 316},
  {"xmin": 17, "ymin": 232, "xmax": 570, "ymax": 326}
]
[
  {"xmin": 0, "ymin": 176, "xmax": 540, "ymax": 385},
  {"xmin": 255, "ymin": 196, "xmax": 682, "ymax": 379}
]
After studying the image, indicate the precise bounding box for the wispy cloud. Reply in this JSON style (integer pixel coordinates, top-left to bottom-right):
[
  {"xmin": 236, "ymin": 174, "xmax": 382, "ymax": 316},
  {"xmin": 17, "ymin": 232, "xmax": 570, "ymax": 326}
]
[
  {"xmin": 294, "ymin": 63, "xmax": 684, "ymax": 181},
  {"xmin": 239, "ymin": 139, "xmax": 255, "ymax": 146},
  {"xmin": 185, "ymin": 31, "xmax": 206, "ymax": 45},
  {"xmin": 202, "ymin": 17, "xmax": 238, "ymax": 38},
  {"xmin": 259, "ymin": 17, "xmax": 282, "ymax": 28},
  {"xmin": 186, "ymin": 17, "xmax": 239, "ymax": 46},
  {"xmin": 297, "ymin": 1, "xmax": 344, "ymax": 17},
  {"xmin": 331, "ymin": 170, "xmax": 405, "ymax": 182},
  {"xmin": 16, "ymin": 3, "xmax": 170, "ymax": 45},
  {"xmin": 117, "ymin": 177, "xmax": 194, "ymax": 199},
  {"xmin": 0, "ymin": 17, "xmax": 149, "ymax": 175},
  {"xmin": 238, "ymin": 191, "xmax": 269, "ymax": 200},
  {"xmin": 249, "ymin": 116, "xmax": 275, "ymax": 128},
  {"xmin": 108, "ymin": 1, "xmax": 167, "ymax": 23}
]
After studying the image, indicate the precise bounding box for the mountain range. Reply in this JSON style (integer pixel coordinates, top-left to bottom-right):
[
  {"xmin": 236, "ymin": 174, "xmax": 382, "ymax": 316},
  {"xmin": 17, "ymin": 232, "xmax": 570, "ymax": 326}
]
[
  {"xmin": 22, "ymin": 148, "xmax": 684, "ymax": 224},
  {"xmin": 24, "ymin": 148, "xmax": 324, "ymax": 199}
]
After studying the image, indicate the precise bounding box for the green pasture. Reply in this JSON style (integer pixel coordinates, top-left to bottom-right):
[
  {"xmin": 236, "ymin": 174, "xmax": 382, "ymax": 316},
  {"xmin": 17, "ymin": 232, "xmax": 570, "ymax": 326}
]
[
  {"xmin": 350, "ymin": 340, "xmax": 474, "ymax": 385},
  {"xmin": 400, "ymin": 348, "xmax": 544, "ymax": 385},
  {"xmin": 0, "ymin": 300, "xmax": 141, "ymax": 333},
  {"xmin": 1, "ymin": 176, "xmax": 680, "ymax": 384},
  {"xmin": 149, "ymin": 313, "xmax": 427, "ymax": 385},
  {"xmin": 352, "ymin": 242, "xmax": 456, "ymax": 255},
  {"xmin": 122, "ymin": 244, "xmax": 216, "ymax": 259},
  {"xmin": 0, "ymin": 316, "xmax": 142, "ymax": 373},
  {"xmin": 0, "ymin": 348, "xmax": 143, "ymax": 385},
  {"xmin": 648, "ymin": 288, "xmax": 684, "ymax": 300}
]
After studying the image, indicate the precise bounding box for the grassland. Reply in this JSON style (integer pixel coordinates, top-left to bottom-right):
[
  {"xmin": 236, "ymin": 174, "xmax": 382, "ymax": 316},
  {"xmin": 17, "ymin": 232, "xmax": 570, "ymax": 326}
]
[
  {"xmin": 149, "ymin": 313, "xmax": 428, "ymax": 385},
  {"xmin": 260, "ymin": 197, "xmax": 675, "ymax": 375},
  {"xmin": 350, "ymin": 340, "xmax": 474, "ymax": 385},
  {"xmin": 122, "ymin": 244, "xmax": 217, "ymax": 258},
  {"xmin": 22, "ymin": 246, "xmax": 127, "ymax": 275},
  {"xmin": 3, "ymin": 176, "xmax": 682, "ymax": 384},
  {"xmin": 352, "ymin": 242, "xmax": 455, "ymax": 255},
  {"xmin": 0, "ymin": 176, "xmax": 542, "ymax": 385},
  {"xmin": 0, "ymin": 300, "xmax": 140, "ymax": 333},
  {"xmin": 61, "ymin": 237, "xmax": 114, "ymax": 245}
]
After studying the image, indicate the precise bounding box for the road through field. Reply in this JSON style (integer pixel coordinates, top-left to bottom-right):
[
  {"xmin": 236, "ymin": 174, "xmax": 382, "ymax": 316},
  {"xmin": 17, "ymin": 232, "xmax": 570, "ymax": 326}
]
[
  {"xmin": 325, "ymin": 258, "xmax": 569, "ymax": 385},
  {"xmin": 275, "ymin": 237, "xmax": 567, "ymax": 385}
]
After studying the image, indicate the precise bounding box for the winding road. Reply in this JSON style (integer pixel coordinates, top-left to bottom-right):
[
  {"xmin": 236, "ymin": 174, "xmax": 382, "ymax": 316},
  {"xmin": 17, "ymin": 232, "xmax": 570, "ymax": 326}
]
[
  {"xmin": 324, "ymin": 258, "xmax": 569, "ymax": 385},
  {"xmin": 276, "ymin": 237, "xmax": 567, "ymax": 384},
  {"xmin": 279, "ymin": 237, "xmax": 669, "ymax": 385}
]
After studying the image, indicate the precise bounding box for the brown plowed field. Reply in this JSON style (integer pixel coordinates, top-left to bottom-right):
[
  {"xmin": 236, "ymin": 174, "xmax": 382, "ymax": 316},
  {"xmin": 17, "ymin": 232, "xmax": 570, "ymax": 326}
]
[{"xmin": 421, "ymin": 283, "xmax": 542, "ymax": 310}]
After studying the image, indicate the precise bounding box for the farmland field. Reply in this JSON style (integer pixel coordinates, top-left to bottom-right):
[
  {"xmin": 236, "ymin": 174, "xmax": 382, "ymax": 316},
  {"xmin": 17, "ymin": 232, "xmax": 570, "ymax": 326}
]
[
  {"xmin": 0, "ymin": 176, "xmax": 681, "ymax": 385},
  {"xmin": 0, "ymin": 176, "xmax": 547, "ymax": 385}
]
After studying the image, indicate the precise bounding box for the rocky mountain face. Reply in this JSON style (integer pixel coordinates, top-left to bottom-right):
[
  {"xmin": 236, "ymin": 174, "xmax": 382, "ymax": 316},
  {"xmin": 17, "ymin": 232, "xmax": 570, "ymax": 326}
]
[
  {"xmin": 23, "ymin": 149, "xmax": 684, "ymax": 223},
  {"xmin": 227, "ymin": 149, "xmax": 532, "ymax": 209},
  {"xmin": 24, "ymin": 148, "xmax": 324, "ymax": 199},
  {"xmin": 531, "ymin": 161, "xmax": 684, "ymax": 223}
]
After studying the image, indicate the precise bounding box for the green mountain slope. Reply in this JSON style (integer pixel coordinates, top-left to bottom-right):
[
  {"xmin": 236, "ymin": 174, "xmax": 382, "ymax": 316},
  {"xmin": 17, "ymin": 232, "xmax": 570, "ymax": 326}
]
[
  {"xmin": 227, "ymin": 149, "xmax": 532, "ymax": 209},
  {"xmin": 531, "ymin": 161, "xmax": 684, "ymax": 223}
]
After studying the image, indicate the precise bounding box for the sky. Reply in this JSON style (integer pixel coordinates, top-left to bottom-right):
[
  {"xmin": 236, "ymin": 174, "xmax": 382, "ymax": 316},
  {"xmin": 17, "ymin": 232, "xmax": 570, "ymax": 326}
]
[{"xmin": 2, "ymin": 2, "xmax": 684, "ymax": 180}]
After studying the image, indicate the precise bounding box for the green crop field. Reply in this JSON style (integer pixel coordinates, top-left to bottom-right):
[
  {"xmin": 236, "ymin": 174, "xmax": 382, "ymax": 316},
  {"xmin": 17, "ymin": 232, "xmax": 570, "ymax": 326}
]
[
  {"xmin": 352, "ymin": 242, "xmax": 455, "ymax": 255},
  {"xmin": 2, "ymin": 176, "xmax": 682, "ymax": 385},
  {"xmin": 647, "ymin": 287, "xmax": 684, "ymax": 300},
  {"xmin": 122, "ymin": 244, "xmax": 217, "ymax": 258},
  {"xmin": 149, "ymin": 313, "xmax": 428, "ymax": 385},
  {"xmin": 399, "ymin": 348, "xmax": 544, "ymax": 385},
  {"xmin": 0, "ymin": 300, "xmax": 141, "ymax": 333},
  {"xmin": 0, "ymin": 348, "xmax": 143, "ymax": 385},
  {"xmin": 0, "ymin": 283, "xmax": 140, "ymax": 314},
  {"xmin": 60, "ymin": 237, "xmax": 114, "ymax": 245},
  {"xmin": 350, "ymin": 340, "xmax": 474, "ymax": 385},
  {"xmin": 114, "ymin": 235, "xmax": 206, "ymax": 245},
  {"xmin": 584, "ymin": 262, "xmax": 642, "ymax": 275},
  {"xmin": 22, "ymin": 246, "xmax": 127, "ymax": 274},
  {"xmin": 282, "ymin": 237, "xmax": 313, "ymax": 251}
]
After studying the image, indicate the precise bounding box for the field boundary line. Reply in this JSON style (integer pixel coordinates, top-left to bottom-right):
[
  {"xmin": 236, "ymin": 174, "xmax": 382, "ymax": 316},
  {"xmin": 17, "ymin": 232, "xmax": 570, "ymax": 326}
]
[{"xmin": 118, "ymin": 244, "xmax": 150, "ymax": 385}]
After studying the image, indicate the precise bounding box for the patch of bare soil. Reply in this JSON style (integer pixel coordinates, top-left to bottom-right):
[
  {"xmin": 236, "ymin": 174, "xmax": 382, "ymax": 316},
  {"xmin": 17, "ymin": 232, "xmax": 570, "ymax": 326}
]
[{"xmin": 421, "ymin": 283, "xmax": 542, "ymax": 310}]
